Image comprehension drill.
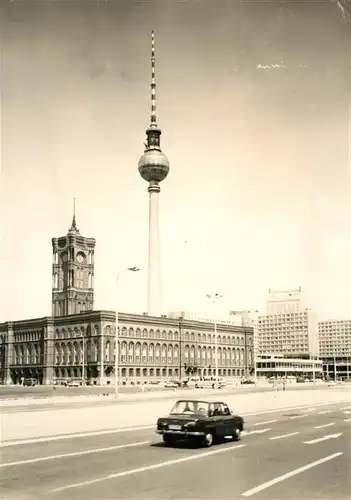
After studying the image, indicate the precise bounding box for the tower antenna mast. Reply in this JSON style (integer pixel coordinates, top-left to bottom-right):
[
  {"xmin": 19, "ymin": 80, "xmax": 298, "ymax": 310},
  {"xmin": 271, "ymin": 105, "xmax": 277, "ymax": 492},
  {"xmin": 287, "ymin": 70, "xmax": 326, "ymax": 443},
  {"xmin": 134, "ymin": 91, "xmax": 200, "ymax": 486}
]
[{"xmin": 150, "ymin": 30, "xmax": 157, "ymax": 127}]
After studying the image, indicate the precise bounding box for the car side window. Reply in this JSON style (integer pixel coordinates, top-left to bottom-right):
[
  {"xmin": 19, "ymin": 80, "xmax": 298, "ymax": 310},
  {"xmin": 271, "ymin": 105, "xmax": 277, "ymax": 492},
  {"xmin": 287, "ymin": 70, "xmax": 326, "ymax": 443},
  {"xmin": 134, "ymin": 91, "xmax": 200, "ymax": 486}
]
[
  {"xmin": 211, "ymin": 403, "xmax": 222, "ymax": 417},
  {"xmin": 221, "ymin": 404, "xmax": 231, "ymax": 416}
]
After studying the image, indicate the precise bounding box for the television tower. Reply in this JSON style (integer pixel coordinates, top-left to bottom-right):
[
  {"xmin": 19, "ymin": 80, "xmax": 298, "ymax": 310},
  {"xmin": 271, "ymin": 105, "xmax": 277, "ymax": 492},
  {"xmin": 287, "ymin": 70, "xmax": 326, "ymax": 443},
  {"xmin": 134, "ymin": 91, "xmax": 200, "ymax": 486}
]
[{"xmin": 138, "ymin": 30, "xmax": 170, "ymax": 316}]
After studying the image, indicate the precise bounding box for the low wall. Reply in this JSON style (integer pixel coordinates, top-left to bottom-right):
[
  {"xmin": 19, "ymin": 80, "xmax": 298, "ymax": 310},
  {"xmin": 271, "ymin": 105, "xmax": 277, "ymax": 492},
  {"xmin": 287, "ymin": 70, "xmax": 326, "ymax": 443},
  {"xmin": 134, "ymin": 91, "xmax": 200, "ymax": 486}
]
[{"xmin": 1, "ymin": 388, "xmax": 349, "ymax": 444}]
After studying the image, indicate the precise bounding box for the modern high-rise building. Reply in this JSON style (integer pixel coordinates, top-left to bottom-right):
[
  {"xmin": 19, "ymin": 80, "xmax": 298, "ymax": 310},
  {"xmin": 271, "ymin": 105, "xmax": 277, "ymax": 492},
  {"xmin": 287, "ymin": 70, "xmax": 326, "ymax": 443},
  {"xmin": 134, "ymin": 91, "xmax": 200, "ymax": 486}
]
[
  {"xmin": 257, "ymin": 309, "xmax": 318, "ymax": 359},
  {"xmin": 138, "ymin": 31, "xmax": 170, "ymax": 317},
  {"xmin": 51, "ymin": 207, "xmax": 96, "ymax": 316},
  {"xmin": 264, "ymin": 287, "xmax": 304, "ymax": 314},
  {"xmin": 318, "ymin": 319, "xmax": 351, "ymax": 379}
]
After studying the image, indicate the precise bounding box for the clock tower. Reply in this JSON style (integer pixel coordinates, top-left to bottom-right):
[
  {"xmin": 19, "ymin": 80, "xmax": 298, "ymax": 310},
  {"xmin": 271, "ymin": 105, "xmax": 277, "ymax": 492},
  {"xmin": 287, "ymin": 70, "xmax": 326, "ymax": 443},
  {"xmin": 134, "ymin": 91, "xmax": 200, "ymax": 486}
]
[{"xmin": 51, "ymin": 210, "xmax": 96, "ymax": 317}]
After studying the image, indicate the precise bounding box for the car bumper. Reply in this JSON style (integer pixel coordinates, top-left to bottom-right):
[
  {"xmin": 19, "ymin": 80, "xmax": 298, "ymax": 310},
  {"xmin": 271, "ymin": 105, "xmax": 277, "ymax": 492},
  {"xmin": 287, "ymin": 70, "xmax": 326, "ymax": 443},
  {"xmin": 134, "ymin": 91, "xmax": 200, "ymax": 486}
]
[{"xmin": 156, "ymin": 430, "xmax": 205, "ymax": 437}]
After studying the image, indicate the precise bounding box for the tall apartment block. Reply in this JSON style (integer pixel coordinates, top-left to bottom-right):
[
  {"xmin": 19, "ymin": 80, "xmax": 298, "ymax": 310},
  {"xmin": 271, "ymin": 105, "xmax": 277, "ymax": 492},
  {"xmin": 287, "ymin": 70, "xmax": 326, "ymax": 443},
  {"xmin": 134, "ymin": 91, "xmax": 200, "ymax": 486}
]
[{"xmin": 318, "ymin": 319, "xmax": 351, "ymax": 380}]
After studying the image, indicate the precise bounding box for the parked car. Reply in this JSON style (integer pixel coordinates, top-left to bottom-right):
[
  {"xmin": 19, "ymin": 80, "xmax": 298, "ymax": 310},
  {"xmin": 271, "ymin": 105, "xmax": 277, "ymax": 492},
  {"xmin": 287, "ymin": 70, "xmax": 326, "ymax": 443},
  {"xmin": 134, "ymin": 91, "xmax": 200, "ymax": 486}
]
[
  {"xmin": 240, "ymin": 379, "xmax": 255, "ymax": 385},
  {"xmin": 156, "ymin": 399, "xmax": 244, "ymax": 447}
]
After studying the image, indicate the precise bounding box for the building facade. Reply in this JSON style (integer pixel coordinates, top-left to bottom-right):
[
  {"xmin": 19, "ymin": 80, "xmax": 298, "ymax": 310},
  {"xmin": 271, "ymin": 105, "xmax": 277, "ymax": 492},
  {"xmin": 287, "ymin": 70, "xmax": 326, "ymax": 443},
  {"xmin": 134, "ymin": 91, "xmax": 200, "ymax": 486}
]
[
  {"xmin": 256, "ymin": 354, "xmax": 323, "ymax": 379},
  {"xmin": 0, "ymin": 312, "xmax": 254, "ymax": 385},
  {"xmin": 318, "ymin": 319, "xmax": 351, "ymax": 380},
  {"xmin": 264, "ymin": 287, "xmax": 304, "ymax": 314},
  {"xmin": 257, "ymin": 308, "xmax": 318, "ymax": 359}
]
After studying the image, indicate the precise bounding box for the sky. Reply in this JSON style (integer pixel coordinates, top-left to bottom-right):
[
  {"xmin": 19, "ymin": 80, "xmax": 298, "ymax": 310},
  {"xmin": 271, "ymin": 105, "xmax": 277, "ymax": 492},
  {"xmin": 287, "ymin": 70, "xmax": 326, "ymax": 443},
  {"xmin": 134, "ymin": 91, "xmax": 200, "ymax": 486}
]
[{"xmin": 1, "ymin": 0, "xmax": 351, "ymax": 322}]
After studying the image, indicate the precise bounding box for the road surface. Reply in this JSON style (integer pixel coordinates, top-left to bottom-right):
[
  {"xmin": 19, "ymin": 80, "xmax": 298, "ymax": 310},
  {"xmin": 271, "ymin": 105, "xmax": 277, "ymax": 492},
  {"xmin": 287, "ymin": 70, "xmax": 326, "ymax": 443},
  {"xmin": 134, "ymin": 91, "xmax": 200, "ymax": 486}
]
[
  {"xmin": 0, "ymin": 383, "xmax": 335, "ymax": 414},
  {"xmin": 1, "ymin": 400, "xmax": 350, "ymax": 499}
]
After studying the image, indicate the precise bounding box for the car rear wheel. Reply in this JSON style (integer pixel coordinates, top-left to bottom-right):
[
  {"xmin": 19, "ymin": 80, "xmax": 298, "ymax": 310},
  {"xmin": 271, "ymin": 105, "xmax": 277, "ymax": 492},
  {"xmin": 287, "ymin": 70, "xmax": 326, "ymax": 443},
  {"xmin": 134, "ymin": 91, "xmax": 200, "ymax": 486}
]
[
  {"xmin": 163, "ymin": 435, "xmax": 176, "ymax": 447},
  {"xmin": 203, "ymin": 431, "xmax": 214, "ymax": 447}
]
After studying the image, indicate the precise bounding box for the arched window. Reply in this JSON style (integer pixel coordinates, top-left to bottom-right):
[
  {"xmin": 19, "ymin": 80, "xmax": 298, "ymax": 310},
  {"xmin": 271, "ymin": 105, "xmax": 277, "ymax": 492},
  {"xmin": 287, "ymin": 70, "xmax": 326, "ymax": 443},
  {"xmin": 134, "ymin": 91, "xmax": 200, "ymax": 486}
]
[
  {"xmin": 155, "ymin": 344, "xmax": 161, "ymax": 362},
  {"xmin": 142, "ymin": 343, "xmax": 147, "ymax": 362},
  {"xmin": 148, "ymin": 343, "xmax": 154, "ymax": 362},
  {"xmin": 62, "ymin": 343, "xmax": 67, "ymax": 364},
  {"xmin": 68, "ymin": 343, "xmax": 73, "ymax": 365},
  {"xmin": 167, "ymin": 345, "xmax": 173, "ymax": 363},
  {"xmin": 135, "ymin": 343, "xmax": 141, "ymax": 362},
  {"xmin": 121, "ymin": 342, "xmax": 127, "ymax": 362},
  {"xmin": 128, "ymin": 342, "xmax": 134, "ymax": 362},
  {"xmin": 184, "ymin": 345, "xmax": 189, "ymax": 360},
  {"xmin": 196, "ymin": 346, "xmax": 201, "ymax": 361},
  {"xmin": 73, "ymin": 342, "xmax": 79, "ymax": 364},
  {"xmin": 161, "ymin": 344, "xmax": 167, "ymax": 363},
  {"xmin": 27, "ymin": 345, "xmax": 32, "ymax": 364},
  {"xmin": 173, "ymin": 344, "xmax": 179, "ymax": 359},
  {"xmin": 202, "ymin": 346, "xmax": 206, "ymax": 362},
  {"xmin": 20, "ymin": 345, "xmax": 24, "ymax": 364},
  {"xmin": 190, "ymin": 345, "xmax": 195, "ymax": 360},
  {"xmin": 55, "ymin": 343, "xmax": 60, "ymax": 365},
  {"xmin": 79, "ymin": 341, "xmax": 83, "ymax": 364},
  {"xmin": 105, "ymin": 325, "xmax": 111, "ymax": 335},
  {"xmin": 143, "ymin": 329, "xmax": 148, "ymax": 338}
]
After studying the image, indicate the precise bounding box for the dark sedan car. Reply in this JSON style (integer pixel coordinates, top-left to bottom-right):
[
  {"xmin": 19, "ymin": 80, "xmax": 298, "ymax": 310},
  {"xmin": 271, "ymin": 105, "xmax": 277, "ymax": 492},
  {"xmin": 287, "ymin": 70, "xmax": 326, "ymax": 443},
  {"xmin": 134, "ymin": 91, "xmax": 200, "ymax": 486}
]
[{"xmin": 156, "ymin": 399, "xmax": 244, "ymax": 447}]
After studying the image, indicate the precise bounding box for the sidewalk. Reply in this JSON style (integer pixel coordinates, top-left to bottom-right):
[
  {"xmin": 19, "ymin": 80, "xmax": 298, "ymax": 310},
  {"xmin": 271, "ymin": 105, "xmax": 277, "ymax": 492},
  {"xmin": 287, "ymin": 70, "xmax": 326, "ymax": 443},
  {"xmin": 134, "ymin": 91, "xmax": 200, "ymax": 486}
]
[{"xmin": 1, "ymin": 388, "xmax": 349, "ymax": 444}]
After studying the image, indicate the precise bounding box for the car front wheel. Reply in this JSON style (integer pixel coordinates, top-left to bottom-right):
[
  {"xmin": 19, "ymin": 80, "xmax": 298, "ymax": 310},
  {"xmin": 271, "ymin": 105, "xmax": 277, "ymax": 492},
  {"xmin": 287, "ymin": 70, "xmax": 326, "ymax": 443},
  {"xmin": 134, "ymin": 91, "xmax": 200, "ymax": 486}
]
[
  {"xmin": 232, "ymin": 427, "xmax": 241, "ymax": 441},
  {"xmin": 203, "ymin": 431, "xmax": 214, "ymax": 447}
]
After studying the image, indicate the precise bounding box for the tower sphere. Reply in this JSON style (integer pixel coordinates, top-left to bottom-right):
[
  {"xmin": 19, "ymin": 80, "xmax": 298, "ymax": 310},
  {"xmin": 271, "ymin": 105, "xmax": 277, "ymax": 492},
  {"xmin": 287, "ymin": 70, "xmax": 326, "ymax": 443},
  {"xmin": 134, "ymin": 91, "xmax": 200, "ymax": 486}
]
[{"xmin": 138, "ymin": 149, "xmax": 170, "ymax": 183}]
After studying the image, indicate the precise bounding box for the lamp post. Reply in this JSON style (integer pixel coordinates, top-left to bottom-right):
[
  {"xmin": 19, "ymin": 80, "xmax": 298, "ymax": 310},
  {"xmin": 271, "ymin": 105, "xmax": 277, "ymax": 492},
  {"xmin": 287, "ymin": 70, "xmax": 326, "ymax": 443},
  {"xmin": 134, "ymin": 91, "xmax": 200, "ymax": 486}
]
[
  {"xmin": 114, "ymin": 266, "xmax": 140, "ymax": 399},
  {"xmin": 178, "ymin": 315, "xmax": 184, "ymax": 383},
  {"xmin": 206, "ymin": 293, "xmax": 224, "ymax": 390},
  {"xmin": 81, "ymin": 333, "xmax": 85, "ymax": 385}
]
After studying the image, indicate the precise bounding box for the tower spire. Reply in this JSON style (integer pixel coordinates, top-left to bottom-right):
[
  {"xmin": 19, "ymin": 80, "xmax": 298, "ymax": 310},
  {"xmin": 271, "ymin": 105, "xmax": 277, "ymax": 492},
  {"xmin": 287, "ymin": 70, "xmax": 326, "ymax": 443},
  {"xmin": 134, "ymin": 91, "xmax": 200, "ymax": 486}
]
[
  {"xmin": 150, "ymin": 29, "xmax": 157, "ymax": 127},
  {"xmin": 69, "ymin": 197, "xmax": 79, "ymax": 233}
]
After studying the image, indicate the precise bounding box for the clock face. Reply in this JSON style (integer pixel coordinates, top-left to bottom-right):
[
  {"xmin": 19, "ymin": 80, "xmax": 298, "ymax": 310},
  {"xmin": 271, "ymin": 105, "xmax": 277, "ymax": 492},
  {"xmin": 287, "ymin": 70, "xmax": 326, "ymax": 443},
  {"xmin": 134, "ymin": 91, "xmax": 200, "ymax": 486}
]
[
  {"xmin": 76, "ymin": 253, "xmax": 84, "ymax": 264},
  {"xmin": 61, "ymin": 252, "xmax": 68, "ymax": 262}
]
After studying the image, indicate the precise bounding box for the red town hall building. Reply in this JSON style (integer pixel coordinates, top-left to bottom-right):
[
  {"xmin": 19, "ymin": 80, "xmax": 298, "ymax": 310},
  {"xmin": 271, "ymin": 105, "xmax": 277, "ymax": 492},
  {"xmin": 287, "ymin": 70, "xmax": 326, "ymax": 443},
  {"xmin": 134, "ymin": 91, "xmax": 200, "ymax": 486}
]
[{"xmin": 0, "ymin": 218, "xmax": 254, "ymax": 386}]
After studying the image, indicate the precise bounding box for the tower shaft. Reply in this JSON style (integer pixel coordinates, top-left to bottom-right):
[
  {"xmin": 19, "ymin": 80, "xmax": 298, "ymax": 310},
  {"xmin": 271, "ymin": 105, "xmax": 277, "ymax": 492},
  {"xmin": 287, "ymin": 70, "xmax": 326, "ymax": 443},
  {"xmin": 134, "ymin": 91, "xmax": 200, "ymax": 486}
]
[
  {"xmin": 138, "ymin": 31, "xmax": 170, "ymax": 317},
  {"xmin": 148, "ymin": 183, "xmax": 161, "ymax": 316}
]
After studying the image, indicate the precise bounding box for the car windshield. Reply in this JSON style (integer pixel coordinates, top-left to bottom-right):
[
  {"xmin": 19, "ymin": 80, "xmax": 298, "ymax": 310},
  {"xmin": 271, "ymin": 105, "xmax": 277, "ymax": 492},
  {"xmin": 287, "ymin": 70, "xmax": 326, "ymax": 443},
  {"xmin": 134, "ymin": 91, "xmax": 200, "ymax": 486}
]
[{"xmin": 170, "ymin": 401, "xmax": 209, "ymax": 416}]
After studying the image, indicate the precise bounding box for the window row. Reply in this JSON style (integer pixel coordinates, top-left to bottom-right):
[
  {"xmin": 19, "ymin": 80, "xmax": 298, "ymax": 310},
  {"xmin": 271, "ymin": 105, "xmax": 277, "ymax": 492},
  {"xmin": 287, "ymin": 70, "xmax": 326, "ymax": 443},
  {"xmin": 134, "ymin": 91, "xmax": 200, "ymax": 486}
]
[{"xmin": 13, "ymin": 344, "xmax": 41, "ymax": 365}]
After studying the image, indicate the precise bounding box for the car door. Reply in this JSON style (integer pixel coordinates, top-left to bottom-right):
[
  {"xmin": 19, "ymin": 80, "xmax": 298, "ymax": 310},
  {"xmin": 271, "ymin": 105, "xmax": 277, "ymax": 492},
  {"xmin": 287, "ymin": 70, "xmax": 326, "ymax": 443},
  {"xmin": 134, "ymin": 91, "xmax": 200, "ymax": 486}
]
[
  {"xmin": 221, "ymin": 403, "xmax": 236, "ymax": 436},
  {"xmin": 209, "ymin": 403, "xmax": 225, "ymax": 437}
]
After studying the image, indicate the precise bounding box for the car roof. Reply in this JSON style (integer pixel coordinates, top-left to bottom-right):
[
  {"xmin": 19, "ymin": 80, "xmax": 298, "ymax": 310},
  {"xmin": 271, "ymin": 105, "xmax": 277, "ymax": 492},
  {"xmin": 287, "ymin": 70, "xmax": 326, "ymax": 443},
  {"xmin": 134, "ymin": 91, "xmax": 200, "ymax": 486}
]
[{"xmin": 174, "ymin": 399, "xmax": 226, "ymax": 405}]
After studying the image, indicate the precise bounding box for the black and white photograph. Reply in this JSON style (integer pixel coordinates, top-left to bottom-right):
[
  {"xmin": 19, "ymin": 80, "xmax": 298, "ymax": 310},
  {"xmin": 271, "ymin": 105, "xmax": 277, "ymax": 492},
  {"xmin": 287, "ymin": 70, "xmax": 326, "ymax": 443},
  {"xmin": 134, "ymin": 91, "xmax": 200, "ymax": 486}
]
[{"xmin": 0, "ymin": 0, "xmax": 350, "ymax": 499}]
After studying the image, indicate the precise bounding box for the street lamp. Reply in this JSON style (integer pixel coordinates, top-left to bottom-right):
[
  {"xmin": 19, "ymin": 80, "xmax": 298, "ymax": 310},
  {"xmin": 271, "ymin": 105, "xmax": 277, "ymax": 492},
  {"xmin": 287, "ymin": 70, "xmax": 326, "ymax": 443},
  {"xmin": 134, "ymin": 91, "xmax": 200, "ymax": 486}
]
[
  {"xmin": 114, "ymin": 266, "xmax": 140, "ymax": 399},
  {"xmin": 206, "ymin": 293, "xmax": 224, "ymax": 390},
  {"xmin": 81, "ymin": 332, "xmax": 85, "ymax": 385}
]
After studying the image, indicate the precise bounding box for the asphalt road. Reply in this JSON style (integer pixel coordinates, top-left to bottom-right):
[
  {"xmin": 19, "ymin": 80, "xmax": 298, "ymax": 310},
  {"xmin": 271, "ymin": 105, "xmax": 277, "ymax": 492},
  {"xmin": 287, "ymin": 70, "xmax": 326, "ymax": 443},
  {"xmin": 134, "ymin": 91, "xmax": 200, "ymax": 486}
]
[
  {"xmin": 1, "ymin": 400, "xmax": 350, "ymax": 500},
  {"xmin": 0, "ymin": 383, "xmax": 332, "ymax": 414}
]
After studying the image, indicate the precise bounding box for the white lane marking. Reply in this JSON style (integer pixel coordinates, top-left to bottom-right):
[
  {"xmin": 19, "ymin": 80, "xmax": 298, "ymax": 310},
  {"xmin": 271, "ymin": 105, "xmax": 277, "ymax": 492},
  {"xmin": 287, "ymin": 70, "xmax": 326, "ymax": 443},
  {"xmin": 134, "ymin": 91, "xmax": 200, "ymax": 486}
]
[
  {"xmin": 340, "ymin": 406, "xmax": 350, "ymax": 411},
  {"xmin": 241, "ymin": 452, "xmax": 343, "ymax": 497},
  {"xmin": 0, "ymin": 441, "xmax": 149, "ymax": 468},
  {"xmin": 301, "ymin": 408, "xmax": 315, "ymax": 413},
  {"xmin": 303, "ymin": 433, "xmax": 342, "ymax": 445},
  {"xmin": 3, "ymin": 399, "xmax": 349, "ymax": 448},
  {"xmin": 289, "ymin": 415, "xmax": 307, "ymax": 420},
  {"xmin": 253, "ymin": 420, "xmax": 277, "ymax": 426},
  {"xmin": 269, "ymin": 432, "xmax": 300, "ymax": 440},
  {"xmin": 318, "ymin": 410, "xmax": 332, "ymax": 414},
  {"xmin": 344, "ymin": 410, "xmax": 351, "ymax": 414},
  {"xmin": 315, "ymin": 423, "xmax": 335, "ymax": 429},
  {"xmin": 344, "ymin": 418, "xmax": 351, "ymax": 422},
  {"xmin": 245, "ymin": 428, "xmax": 271, "ymax": 436},
  {"xmin": 0, "ymin": 425, "xmax": 154, "ymax": 448},
  {"xmin": 50, "ymin": 443, "xmax": 247, "ymax": 493}
]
